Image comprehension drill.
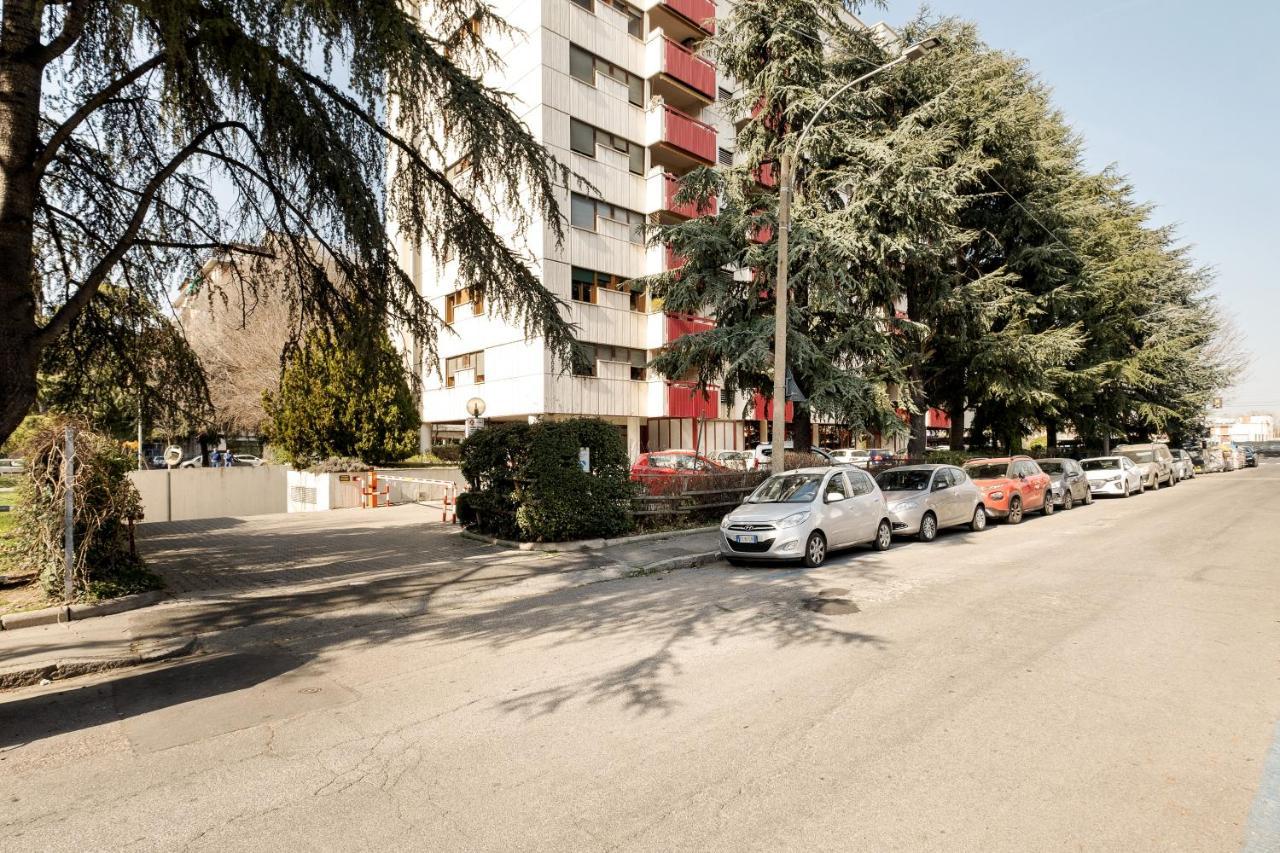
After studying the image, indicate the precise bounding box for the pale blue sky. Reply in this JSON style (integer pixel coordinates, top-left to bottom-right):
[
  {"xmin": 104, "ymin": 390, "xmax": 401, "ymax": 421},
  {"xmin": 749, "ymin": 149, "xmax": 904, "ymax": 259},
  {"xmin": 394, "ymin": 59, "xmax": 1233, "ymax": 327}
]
[{"xmin": 882, "ymin": 0, "xmax": 1280, "ymax": 414}]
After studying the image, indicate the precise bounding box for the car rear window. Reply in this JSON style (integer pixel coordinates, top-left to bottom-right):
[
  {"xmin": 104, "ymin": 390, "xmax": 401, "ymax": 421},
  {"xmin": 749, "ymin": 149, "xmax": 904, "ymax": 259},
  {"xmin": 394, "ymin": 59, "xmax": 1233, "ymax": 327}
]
[
  {"xmin": 965, "ymin": 463, "xmax": 1009, "ymax": 480},
  {"xmin": 875, "ymin": 469, "xmax": 930, "ymax": 491}
]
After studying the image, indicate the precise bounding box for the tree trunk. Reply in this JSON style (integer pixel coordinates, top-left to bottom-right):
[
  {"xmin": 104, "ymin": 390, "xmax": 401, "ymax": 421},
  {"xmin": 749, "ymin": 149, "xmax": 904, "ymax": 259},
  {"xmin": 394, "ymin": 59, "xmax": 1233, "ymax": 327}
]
[
  {"xmin": 0, "ymin": 2, "xmax": 48, "ymax": 446},
  {"xmin": 1046, "ymin": 421, "xmax": 1058, "ymax": 451},
  {"xmin": 792, "ymin": 403, "xmax": 812, "ymax": 453},
  {"xmin": 948, "ymin": 397, "xmax": 965, "ymax": 451}
]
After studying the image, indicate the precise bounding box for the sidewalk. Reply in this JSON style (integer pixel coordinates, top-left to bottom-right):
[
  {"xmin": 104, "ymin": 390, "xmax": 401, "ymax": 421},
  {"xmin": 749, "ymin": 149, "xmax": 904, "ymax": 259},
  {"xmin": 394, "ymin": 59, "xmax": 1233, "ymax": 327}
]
[{"xmin": 0, "ymin": 507, "xmax": 721, "ymax": 689}]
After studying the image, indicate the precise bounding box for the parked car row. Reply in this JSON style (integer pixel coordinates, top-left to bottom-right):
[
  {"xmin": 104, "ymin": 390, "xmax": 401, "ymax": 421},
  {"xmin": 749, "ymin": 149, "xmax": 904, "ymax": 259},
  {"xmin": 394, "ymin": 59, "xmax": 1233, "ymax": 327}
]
[{"xmin": 718, "ymin": 439, "xmax": 1250, "ymax": 568}]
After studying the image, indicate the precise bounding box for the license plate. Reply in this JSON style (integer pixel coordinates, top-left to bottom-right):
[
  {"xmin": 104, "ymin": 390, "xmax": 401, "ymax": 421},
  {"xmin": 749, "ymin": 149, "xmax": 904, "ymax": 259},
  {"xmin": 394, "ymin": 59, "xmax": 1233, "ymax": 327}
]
[{"xmin": 734, "ymin": 534, "xmax": 758, "ymax": 544}]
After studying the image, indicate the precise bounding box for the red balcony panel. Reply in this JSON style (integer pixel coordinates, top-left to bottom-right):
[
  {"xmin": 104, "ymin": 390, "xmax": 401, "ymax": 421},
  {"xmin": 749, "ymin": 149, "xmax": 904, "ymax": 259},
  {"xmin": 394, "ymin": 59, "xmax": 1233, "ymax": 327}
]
[
  {"xmin": 662, "ymin": 0, "xmax": 715, "ymax": 34},
  {"xmin": 663, "ymin": 173, "xmax": 717, "ymax": 218},
  {"xmin": 927, "ymin": 407, "xmax": 952, "ymax": 429},
  {"xmin": 751, "ymin": 392, "xmax": 794, "ymax": 422},
  {"xmin": 668, "ymin": 382, "xmax": 719, "ymax": 419},
  {"xmin": 750, "ymin": 223, "xmax": 774, "ymax": 244},
  {"xmin": 660, "ymin": 105, "xmax": 716, "ymax": 164},
  {"xmin": 661, "ymin": 38, "xmax": 716, "ymax": 101},
  {"xmin": 755, "ymin": 162, "xmax": 777, "ymax": 188},
  {"xmin": 665, "ymin": 312, "xmax": 715, "ymax": 343},
  {"xmin": 665, "ymin": 246, "xmax": 687, "ymax": 270}
]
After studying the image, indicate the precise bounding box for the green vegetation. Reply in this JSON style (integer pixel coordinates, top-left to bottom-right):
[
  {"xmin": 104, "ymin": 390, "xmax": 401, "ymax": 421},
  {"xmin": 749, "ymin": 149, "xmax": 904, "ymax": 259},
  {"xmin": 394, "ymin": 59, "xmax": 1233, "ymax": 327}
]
[
  {"xmin": 458, "ymin": 420, "xmax": 633, "ymax": 543},
  {"xmin": 8, "ymin": 420, "xmax": 158, "ymax": 602},
  {"xmin": 264, "ymin": 323, "xmax": 419, "ymax": 467},
  {"xmin": 649, "ymin": 3, "xmax": 1241, "ymax": 452}
]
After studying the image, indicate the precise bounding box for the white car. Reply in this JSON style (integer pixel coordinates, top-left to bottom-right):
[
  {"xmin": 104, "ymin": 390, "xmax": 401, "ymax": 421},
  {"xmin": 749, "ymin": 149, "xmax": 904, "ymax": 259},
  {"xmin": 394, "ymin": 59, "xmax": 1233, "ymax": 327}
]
[
  {"xmin": 720, "ymin": 467, "xmax": 892, "ymax": 567},
  {"xmin": 233, "ymin": 453, "xmax": 264, "ymax": 467},
  {"xmin": 751, "ymin": 443, "xmax": 834, "ymax": 470},
  {"xmin": 178, "ymin": 456, "xmax": 202, "ymax": 468},
  {"xmin": 709, "ymin": 449, "xmax": 753, "ymax": 471},
  {"xmin": 1080, "ymin": 456, "xmax": 1145, "ymax": 498},
  {"xmin": 830, "ymin": 448, "xmax": 871, "ymax": 467}
]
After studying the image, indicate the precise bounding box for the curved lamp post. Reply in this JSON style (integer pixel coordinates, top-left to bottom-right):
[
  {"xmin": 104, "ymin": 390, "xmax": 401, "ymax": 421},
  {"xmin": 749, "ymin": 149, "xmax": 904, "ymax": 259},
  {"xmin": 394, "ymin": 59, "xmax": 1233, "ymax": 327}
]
[{"xmin": 769, "ymin": 37, "xmax": 942, "ymax": 474}]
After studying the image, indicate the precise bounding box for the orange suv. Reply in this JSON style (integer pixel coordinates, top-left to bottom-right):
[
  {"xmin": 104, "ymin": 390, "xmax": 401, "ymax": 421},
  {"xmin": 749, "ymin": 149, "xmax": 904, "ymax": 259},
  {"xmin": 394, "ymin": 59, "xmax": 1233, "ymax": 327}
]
[{"xmin": 962, "ymin": 456, "xmax": 1053, "ymax": 524}]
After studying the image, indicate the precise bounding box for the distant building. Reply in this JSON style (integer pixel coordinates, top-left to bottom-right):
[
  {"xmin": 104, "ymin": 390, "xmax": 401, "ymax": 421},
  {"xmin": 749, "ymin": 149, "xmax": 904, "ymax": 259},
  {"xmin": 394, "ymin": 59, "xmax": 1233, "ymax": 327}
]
[{"xmin": 1209, "ymin": 414, "xmax": 1275, "ymax": 444}]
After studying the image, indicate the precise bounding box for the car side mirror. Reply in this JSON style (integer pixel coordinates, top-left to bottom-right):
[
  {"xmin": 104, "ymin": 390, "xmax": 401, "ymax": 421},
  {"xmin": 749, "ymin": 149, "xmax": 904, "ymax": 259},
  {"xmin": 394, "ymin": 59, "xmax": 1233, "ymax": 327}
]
[
  {"xmin": 933, "ymin": 480, "xmax": 947, "ymax": 492},
  {"xmin": 825, "ymin": 491, "xmax": 846, "ymax": 503}
]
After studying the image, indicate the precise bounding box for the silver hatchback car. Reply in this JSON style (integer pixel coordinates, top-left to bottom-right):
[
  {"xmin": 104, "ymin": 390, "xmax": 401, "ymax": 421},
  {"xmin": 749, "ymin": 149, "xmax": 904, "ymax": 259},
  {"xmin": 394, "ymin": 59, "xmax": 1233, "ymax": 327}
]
[
  {"xmin": 720, "ymin": 467, "xmax": 892, "ymax": 567},
  {"xmin": 875, "ymin": 464, "xmax": 988, "ymax": 541}
]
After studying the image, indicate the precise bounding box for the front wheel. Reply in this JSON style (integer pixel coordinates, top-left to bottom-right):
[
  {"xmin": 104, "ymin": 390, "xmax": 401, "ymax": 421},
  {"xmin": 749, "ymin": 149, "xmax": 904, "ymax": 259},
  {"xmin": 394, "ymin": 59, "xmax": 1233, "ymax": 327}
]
[
  {"xmin": 1084, "ymin": 488, "xmax": 1094, "ymax": 506},
  {"xmin": 1122, "ymin": 482, "xmax": 1131, "ymax": 498},
  {"xmin": 803, "ymin": 531, "xmax": 827, "ymax": 568},
  {"xmin": 918, "ymin": 512, "xmax": 938, "ymax": 542},
  {"xmin": 970, "ymin": 505, "xmax": 988, "ymax": 531},
  {"xmin": 1007, "ymin": 496, "xmax": 1024, "ymax": 524},
  {"xmin": 1062, "ymin": 490, "xmax": 1074, "ymax": 511},
  {"xmin": 1149, "ymin": 474, "xmax": 1159, "ymax": 491},
  {"xmin": 873, "ymin": 519, "xmax": 892, "ymax": 551},
  {"xmin": 1042, "ymin": 492, "xmax": 1055, "ymax": 516}
]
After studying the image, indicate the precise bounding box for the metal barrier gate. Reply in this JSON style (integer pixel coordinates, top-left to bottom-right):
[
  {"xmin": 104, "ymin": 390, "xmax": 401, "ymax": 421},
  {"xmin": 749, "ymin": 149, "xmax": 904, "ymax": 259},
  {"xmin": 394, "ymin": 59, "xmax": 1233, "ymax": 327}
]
[{"xmin": 376, "ymin": 474, "xmax": 458, "ymax": 523}]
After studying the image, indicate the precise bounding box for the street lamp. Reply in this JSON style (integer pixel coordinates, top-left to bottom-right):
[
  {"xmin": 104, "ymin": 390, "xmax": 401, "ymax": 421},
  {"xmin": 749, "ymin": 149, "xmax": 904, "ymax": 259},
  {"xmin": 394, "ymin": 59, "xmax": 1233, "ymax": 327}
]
[{"xmin": 769, "ymin": 38, "xmax": 942, "ymax": 474}]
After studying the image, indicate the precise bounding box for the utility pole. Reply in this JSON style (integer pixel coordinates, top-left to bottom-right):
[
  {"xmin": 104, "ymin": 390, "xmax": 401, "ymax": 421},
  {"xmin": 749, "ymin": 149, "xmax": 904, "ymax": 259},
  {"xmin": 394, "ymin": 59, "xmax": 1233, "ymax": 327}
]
[
  {"xmin": 765, "ymin": 37, "xmax": 941, "ymax": 476},
  {"xmin": 63, "ymin": 426, "xmax": 75, "ymax": 603}
]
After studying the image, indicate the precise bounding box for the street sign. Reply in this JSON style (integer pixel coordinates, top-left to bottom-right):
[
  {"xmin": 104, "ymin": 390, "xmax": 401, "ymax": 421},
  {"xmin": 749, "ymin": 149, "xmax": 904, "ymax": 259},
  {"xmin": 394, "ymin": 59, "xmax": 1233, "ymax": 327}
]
[{"xmin": 465, "ymin": 417, "xmax": 486, "ymax": 437}]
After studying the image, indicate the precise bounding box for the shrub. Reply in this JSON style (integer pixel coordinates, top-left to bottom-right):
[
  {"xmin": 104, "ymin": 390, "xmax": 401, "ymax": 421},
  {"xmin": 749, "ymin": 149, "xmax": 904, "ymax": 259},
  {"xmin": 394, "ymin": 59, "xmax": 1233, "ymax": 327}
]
[
  {"xmin": 432, "ymin": 444, "xmax": 462, "ymax": 462},
  {"xmin": 460, "ymin": 419, "xmax": 633, "ymax": 542},
  {"xmin": 784, "ymin": 451, "xmax": 829, "ymax": 470},
  {"xmin": 925, "ymin": 450, "xmax": 980, "ymax": 466},
  {"xmin": 11, "ymin": 420, "xmax": 158, "ymax": 601},
  {"xmin": 307, "ymin": 456, "xmax": 373, "ymax": 473}
]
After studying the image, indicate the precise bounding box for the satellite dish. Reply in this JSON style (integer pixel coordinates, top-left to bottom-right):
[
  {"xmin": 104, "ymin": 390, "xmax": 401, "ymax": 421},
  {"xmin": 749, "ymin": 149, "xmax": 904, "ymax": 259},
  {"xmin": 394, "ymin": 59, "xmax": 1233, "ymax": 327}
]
[
  {"xmin": 164, "ymin": 446, "xmax": 182, "ymax": 468},
  {"xmin": 466, "ymin": 397, "xmax": 487, "ymax": 418}
]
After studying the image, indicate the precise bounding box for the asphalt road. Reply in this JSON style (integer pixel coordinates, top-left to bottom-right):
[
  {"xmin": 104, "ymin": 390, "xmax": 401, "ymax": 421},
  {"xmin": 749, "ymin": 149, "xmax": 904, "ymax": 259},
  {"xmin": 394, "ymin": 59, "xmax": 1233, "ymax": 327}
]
[{"xmin": 2, "ymin": 467, "xmax": 1279, "ymax": 851}]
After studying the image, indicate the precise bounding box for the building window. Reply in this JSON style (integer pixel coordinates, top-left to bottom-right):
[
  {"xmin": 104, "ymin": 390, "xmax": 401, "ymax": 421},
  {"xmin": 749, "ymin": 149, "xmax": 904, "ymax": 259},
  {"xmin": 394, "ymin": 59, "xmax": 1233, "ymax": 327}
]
[
  {"xmin": 572, "ymin": 343, "xmax": 597, "ymax": 377},
  {"xmin": 569, "ymin": 193, "xmax": 645, "ymax": 243},
  {"xmin": 445, "ymin": 351, "xmax": 485, "ymax": 387},
  {"xmin": 717, "ymin": 147, "xmax": 733, "ymax": 166},
  {"xmin": 571, "ymin": 266, "xmax": 646, "ymax": 311},
  {"xmin": 444, "ymin": 287, "xmax": 484, "ymax": 323},
  {"xmin": 572, "ymin": 342, "xmax": 648, "ymax": 379},
  {"xmin": 570, "ymin": 0, "xmax": 643, "ymax": 37},
  {"xmin": 568, "ymin": 43, "xmax": 644, "ymax": 106},
  {"xmin": 569, "ymin": 118, "xmax": 644, "ymax": 175}
]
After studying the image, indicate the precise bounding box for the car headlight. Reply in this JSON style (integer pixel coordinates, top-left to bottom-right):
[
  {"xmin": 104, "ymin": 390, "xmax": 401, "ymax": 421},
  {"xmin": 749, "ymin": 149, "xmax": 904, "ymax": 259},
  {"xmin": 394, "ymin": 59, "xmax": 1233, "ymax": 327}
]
[
  {"xmin": 720, "ymin": 516, "xmax": 732, "ymax": 529},
  {"xmin": 777, "ymin": 511, "xmax": 811, "ymax": 529},
  {"xmin": 891, "ymin": 499, "xmax": 920, "ymax": 512},
  {"xmin": 987, "ymin": 490, "xmax": 1004, "ymax": 500},
  {"xmin": 1104, "ymin": 474, "xmax": 1120, "ymax": 483}
]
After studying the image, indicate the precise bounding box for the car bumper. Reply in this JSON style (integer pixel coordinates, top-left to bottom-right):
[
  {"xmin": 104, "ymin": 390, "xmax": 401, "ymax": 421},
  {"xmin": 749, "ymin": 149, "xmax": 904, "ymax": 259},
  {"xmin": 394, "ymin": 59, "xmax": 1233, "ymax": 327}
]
[
  {"xmin": 719, "ymin": 529, "xmax": 805, "ymax": 561},
  {"xmin": 887, "ymin": 507, "xmax": 924, "ymax": 535},
  {"xmin": 1088, "ymin": 479, "xmax": 1126, "ymax": 494}
]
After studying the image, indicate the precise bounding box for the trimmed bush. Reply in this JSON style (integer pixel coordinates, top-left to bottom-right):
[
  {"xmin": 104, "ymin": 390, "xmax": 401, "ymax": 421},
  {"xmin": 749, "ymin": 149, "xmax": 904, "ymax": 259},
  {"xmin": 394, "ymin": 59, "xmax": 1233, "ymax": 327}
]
[{"xmin": 460, "ymin": 418, "xmax": 633, "ymax": 542}]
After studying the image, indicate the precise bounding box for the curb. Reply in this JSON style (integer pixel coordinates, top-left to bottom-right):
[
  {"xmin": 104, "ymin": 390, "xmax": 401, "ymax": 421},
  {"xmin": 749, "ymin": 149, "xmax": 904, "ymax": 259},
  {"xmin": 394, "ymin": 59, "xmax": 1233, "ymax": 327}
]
[
  {"xmin": 0, "ymin": 590, "xmax": 167, "ymax": 632},
  {"xmin": 0, "ymin": 634, "xmax": 198, "ymax": 691},
  {"xmin": 459, "ymin": 525, "xmax": 719, "ymax": 552},
  {"xmin": 633, "ymin": 550, "xmax": 723, "ymax": 575}
]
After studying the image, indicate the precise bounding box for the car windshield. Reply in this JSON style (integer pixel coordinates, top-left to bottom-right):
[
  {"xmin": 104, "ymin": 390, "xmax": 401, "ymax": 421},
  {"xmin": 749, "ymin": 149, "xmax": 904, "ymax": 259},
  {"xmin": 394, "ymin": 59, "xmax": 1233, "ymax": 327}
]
[
  {"xmin": 1082, "ymin": 458, "xmax": 1119, "ymax": 471},
  {"xmin": 875, "ymin": 470, "xmax": 931, "ymax": 492},
  {"xmin": 1120, "ymin": 449, "xmax": 1153, "ymax": 463},
  {"xmin": 746, "ymin": 473, "xmax": 823, "ymax": 504},
  {"xmin": 646, "ymin": 454, "xmax": 692, "ymax": 469},
  {"xmin": 1037, "ymin": 461, "xmax": 1063, "ymax": 474},
  {"xmin": 965, "ymin": 463, "xmax": 1009, "ymax": 480},
  {"xmin": 834, "ymin": 450, "xmax": 867, "ymax": 458}
]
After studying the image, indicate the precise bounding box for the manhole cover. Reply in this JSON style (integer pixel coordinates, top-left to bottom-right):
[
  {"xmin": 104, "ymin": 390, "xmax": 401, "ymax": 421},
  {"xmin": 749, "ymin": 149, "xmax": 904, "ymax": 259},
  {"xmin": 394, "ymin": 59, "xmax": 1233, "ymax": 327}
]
[
  {"xmin": 802, "ymin": 597, "xmax": 859, "ymax": 615},
  {"xmin": 299, "ymin": 687, "xmax": 321, "ymax": 694}
]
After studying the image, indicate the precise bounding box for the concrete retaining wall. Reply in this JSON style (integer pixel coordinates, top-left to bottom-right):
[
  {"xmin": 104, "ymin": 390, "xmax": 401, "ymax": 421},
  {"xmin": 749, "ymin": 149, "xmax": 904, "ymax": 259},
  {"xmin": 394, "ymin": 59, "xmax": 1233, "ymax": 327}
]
[{"xmin": 128, "ymin": 465, "xmax": 288, "ymax": 523}]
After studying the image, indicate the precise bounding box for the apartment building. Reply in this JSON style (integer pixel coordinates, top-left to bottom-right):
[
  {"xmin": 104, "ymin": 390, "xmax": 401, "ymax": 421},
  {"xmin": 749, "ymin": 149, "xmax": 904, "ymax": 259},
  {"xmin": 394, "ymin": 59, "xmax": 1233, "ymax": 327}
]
[{"xmin": 397, "ymin": 0, "xmax": 871, "ymax": 459}]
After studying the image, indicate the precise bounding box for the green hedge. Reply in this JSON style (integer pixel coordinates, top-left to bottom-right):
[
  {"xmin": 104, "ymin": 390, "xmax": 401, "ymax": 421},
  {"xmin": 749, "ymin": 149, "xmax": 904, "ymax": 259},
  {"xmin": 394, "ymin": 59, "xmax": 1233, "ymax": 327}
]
[{"xmin": 459, "ymin": 419, "xmax": 634, "ymax": 542}]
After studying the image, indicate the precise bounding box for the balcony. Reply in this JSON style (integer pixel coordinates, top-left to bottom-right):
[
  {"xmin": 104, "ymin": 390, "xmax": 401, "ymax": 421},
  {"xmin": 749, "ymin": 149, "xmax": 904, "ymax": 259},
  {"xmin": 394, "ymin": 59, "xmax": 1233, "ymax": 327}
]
[
  {"xmin": 755, "ymin": 162, "xmax": 777, "ymax": 189},
  {"xmin": 750, "ymin": 223, "xmax": 774, "ymax": 244},
  {"xmin": 645, "ymin": 33, "xmax": 715, "ymax": 110},
  {"xmin": 751, "ymin": 392, "xmax": 794, "ymax": 422},
  {"xmin": 665, "ymin": 311, "xmax": 715, "ymax": 343},
  {"xmin": 665, "ymin": 246, "xmax": 687, "ymax": 270},
  {"xmin": 647, "ymin": 103, "xmax": 716, "ymax": 170},
  {"xmin": 649, "ymin": 0, "xmax": 715, "ymax": 38},
  {"xmin": 667, "ymin": 381, "xmax": 720, "ymax": 419},
  {"xmin": 647, "ymin": 171, "xmax": 718, "ymax": 220}
]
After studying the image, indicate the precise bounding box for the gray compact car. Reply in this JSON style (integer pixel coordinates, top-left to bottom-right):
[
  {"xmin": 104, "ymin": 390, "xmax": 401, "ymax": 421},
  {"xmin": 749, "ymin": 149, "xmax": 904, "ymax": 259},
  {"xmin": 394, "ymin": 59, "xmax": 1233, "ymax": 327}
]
[
  {"xmin": 1035, "ymin": 457, "xmax": 1093, "ymax": 510},
  {"xmin": 720, "ymin": 467, "xmax": 892, "ymax": 567},
  {"xmin": 874, "ymin": 465, "xmax": 988, "ymax": 541}
]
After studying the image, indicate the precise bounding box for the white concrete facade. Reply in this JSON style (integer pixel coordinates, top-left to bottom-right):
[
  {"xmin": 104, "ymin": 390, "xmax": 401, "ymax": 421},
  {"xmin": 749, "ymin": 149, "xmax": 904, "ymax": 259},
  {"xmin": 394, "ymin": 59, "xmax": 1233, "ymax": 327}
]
[{"xmin": 394, "ymin": 0, "xmax": 884, "ymax": 458}]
